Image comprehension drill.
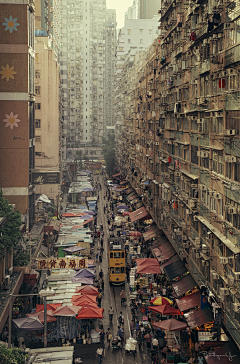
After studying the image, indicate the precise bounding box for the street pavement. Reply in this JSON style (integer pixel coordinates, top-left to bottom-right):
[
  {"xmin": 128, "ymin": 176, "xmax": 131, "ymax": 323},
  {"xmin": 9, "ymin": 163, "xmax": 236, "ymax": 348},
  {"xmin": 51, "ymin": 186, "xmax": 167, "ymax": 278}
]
[{"xmin": 73, "ymin": 176, "xmax": 153, "ymax": 364}]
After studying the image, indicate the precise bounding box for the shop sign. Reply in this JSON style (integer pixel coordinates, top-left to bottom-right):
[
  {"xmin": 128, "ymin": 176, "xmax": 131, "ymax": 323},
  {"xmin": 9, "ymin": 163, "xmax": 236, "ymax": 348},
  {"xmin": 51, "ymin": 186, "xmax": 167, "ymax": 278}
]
[
  {"xmin": 37, "ymin": 258, "xmax": 87, "ymax": 269},
  {"xmin": 32, "ymin": 171, "xmax": 60, "ymax": 184},
  {"xmin": 198, "ymin": 331, "xmax": 216, "ymax": 341}
]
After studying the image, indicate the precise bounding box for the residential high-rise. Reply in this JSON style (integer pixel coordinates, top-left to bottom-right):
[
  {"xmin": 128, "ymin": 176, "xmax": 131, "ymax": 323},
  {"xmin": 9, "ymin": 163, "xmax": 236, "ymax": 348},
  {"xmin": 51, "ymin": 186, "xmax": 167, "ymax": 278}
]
[
  {"xmin": 0, "ymin": 0, "xmax": 35, "ymax": 229},
  {"xmin": 105, "ymin": 9, "xmax": 117, "ymax": 128},
  {"xmin": 138, "ymin": 0, "xmax": 160, "ymax": 19},
  {"xmin": 60, "ymin": 0, "xmax": 116, "ymax": 161},
  {"xmin": 125, "ymin": 0, "xmax": 138, "ymax": 20}
]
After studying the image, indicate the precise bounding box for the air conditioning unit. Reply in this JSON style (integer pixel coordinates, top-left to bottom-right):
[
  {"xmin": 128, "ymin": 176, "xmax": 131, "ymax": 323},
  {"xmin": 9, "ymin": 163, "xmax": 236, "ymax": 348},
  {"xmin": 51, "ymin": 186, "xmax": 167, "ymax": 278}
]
[
  {"xmin": 220, "ymin": 287, "xmax": 229, "ymax": 296},
  {"xmin": 196, "ymin": 243, "xmax": 201, "ymax": 249},
  {"xmin": 212, "ymin": 272, "xmax": 219, "ymax": 280},
  {"xmin": 227, "ymin": 275, "xmax": 235, "ymax": 286},
  {"xmin": 193, "ymin": 216, "xmax": 198, "ymax": 221},
  {"xmin": 175, "ymin": 172, "xmax": 181, "ymax": 177},
  {"xmin": 183, "ymin": 242, "xmax": 188, "ymax": 248},
  {"xmin": 189, "ymin": 200, "xmax": 196, "ymax": 208},
  {"xmin": 228, "ymin": 68, "xmax": 237, "ymax": 75},
  {"xmin": 213, "ymin": 192, "xmax": 222, "ymax": 199},
  {"xmin": 202, "ymin": 244, "xmax": 208, "ymax": 252},
  {"xmin": 196, "ymin": 253, "xmax": 201, "ymax": 258},
  {"xmin": 233, "ymin": 303, "xmax": 240, "ymax": 312},
  {"xmin": 4, "ymin": 275, "xmax": 10, "ymax": 289},
  {"xmin": 199, "ymin": 184, "xmax": 207, "ymax": 191},
  {"xmin": 220, "ymin": 257, "xmax": 228, "ymax": 265},
  {"xmin": 233, "ymin": 271, "xmax": 240, "ymax": 281},
  {"xmin": 224, "ymin": 129, "xmax": 236, "ymax": 136},
  {"xmin": 224, "ymin": 206, "xmax": 237, "ymax": 214},
  {"xmin": 224, "ymin": 155, "xmax": 237, "ymax": 162},
  {"xmin": 155, "ymin": 142, "xmax": 159, "ymax": 145}
]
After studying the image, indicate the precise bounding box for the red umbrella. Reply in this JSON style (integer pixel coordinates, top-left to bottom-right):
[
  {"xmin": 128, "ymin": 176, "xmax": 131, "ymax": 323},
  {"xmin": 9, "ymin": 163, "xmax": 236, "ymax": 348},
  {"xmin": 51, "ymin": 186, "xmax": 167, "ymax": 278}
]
[
  {"xmin": 153, "ymin": 319, "xmax": 187, "ymax": 331},
  {"xmin": 149, "ymin": 297, "xmax": 173, "ymax": 305},
  {"xmin": 53, "ymin": 305, "xmax": 80, "ymax": 316},
  {"xmin": 75, "ymin": 285, "xmax": 98, "ymax": 296},
  {"xmin": 76, "ymin": 306, "xmax": 104, "ymax": 319},
  {"xmin": 148, "ymin": 305, "xmax": 180, "ymax": 315},
  {"xmin": 136, "ymin": 264, "xmax": 161, "ymax": 274},
  {"xmin": 130, "ymin": 231, "xmax": 142, "ymax": 237},
  {"xmin": 71, "ymin": 294, "xmax": 97, "ymax": 302},
  {"xmin": 73, "ymin": 301, "xmax": 98, "ymax": 308},
  {"xmin": 26, "ymin": 311, "xmax": 57, "ymax": 323},
  {"xmin": 35, "ymin": 303, "xmax": 61, "ymax": 312}
]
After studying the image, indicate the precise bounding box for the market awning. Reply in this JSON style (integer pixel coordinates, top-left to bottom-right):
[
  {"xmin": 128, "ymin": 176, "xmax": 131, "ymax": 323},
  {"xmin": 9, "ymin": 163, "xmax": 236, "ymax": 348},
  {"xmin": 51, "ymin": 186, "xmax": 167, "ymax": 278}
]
[
  {"xmin": 129, "ymin": 206, "xmax": 150, "ymax": 223},
  {"xmin": 158, "ymin": 242, "xmax": 176, "ymax": 262},
  {"xmin": 172, "ymin": 274, "xmax": 197, "ymax": 297},
  {"xmin": 136, "ymin": 264, "xmax": 161, "ymax": 274},
  {"xmin": 184, "ymin": 308, "xmax": 214, "ymax": 329},
  {"xmin": 125, "ymin": 188, "xmax": 134, "ymax": 195},
  {"xmin": 152, "ymin": 247, "xmax": 161, "ymax": 257},
  {"xmin": 205, "ymin": 340, "xmax": 240, "ymax": 364},
  {"xmin": 83, "ymin": 218, "xmax": 93, "ymax": 225},
  {"xmin": 176, "ymin": 291, "xmax": 201, "ymax": 312},
  {"xmin": 163, "ymin": 259, "xmax": 187, "ymax": 280},
  {"xmin": 128, "ymin": 193, "xmax": 138, "ymax": 201},
  {"xmin": 143, "ymin": 225, "xmax": 159, "ymax": 241},
  {"xmin": 136, "ymin": 258, "xmax": 159, "ymax": 266},
  {"xmin": 196, "ymin": 215, "xmax": 240, "ymax": 254},
  {"xmin": 160, "ymin": 254, "xmax": 180, "ymax": 270},
  {"xmin": 113, "ymin": 173, "xmax": 121, "ymax": 178}
]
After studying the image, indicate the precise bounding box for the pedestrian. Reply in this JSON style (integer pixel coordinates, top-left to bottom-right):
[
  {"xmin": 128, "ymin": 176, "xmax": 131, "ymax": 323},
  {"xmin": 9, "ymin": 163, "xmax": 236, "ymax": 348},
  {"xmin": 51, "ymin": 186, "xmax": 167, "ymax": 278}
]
[
  {"xmin": 100, "ymin": 329, "xmax": 105, "ymax": 347},
  {"xmin": 97, "ymin": 292, "xmax": 102, "ymax": 307},
  {"xmin": 96, "ymin": 346, "xmax": 104, "ymax": 364},
  {"xmin": 144, "ymin": 331, "xmax": 151, "ymax": 350},
  {"xmin": 120, "ymin": 290, "xmax": 125, "ymax": 305},
  {"xmin": 137, "ymin": 330, "xmax": 143, "ymax": 351},
  {"xmin": 104, "ymin": 206, "xmax": 106, "ymax": 214},
  {"xmin": 130, "ymin": 320, "xmax": 135, "ymax": 337},
  {"xmin": 101, "ymin": 280, "xmax": 104, "ymax": 291},
  {"xmin": 118, "ymin": 311, "xmax": 124, "ymax": 326},
  {"xmin": 106, "ymin": 328, "xmax": 112, "ymax": 347},
  {"xmin": 117, "ymin": 325, "xmax": 124, "ymax": 340},
  {"xmin": 100, "ymin": 238, "xmax": 103, "ymax": 247},
  {"xmin": 152, "ymin": 336, "xmax": 159, "ymax": 351},
  {"xmin": 108, "ymin": 306, "xmax": 114, "ymax": 322}
]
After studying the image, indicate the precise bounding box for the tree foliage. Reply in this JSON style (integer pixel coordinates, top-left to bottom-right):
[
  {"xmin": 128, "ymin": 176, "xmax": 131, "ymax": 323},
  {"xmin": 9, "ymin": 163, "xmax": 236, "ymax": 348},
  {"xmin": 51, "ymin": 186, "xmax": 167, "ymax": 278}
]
[
  {"xmin": 0, "ymin": 191, "xmax": 22, "ymax": 260},
  {"xmin": 0, "ymin": 344, "xmax": 28, "ymax": 364},
  {"xmin": 102, "ymin": 130, "xmax": 115, "ymax": 176}
]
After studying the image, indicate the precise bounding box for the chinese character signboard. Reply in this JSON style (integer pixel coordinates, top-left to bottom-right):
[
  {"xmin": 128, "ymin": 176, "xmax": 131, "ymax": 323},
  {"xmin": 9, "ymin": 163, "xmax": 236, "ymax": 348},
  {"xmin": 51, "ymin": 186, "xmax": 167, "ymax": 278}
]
[
  {"xmin": 32, "ymin": 171, "xmax": 60, "ymax": 184},
  {"xmin": 37, "ymin": 258, "xmax": 87, "ymax": 269}
]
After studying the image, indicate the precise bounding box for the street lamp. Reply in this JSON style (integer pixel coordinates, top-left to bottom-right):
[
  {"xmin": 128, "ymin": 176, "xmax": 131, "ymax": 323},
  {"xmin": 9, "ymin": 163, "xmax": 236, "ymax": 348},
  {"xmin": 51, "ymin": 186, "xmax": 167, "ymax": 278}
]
[{"xmin": 39, "ymin": 286, "xmax": 55, "ymax": 348}]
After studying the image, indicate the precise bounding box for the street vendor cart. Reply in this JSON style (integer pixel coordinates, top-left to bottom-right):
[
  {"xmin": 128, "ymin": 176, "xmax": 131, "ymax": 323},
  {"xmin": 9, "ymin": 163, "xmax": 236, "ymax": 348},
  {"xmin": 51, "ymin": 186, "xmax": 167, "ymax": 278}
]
[{"xmin": 125, "ymin": 337, "xmax": 137, "ymax": 356}]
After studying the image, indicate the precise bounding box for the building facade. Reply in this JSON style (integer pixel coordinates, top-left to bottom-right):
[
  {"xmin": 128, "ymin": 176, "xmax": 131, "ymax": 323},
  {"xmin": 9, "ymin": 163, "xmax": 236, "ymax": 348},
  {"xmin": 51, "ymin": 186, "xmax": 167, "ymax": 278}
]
[
  {"xmin": 34, "ymin": 38, "xmax": 61, "ymax": 203},
  {"xmin": 125, "ymin": 0, "xmax": 138, "ymax": 21},
  {"xmin": 60, "ymin": 0, "xmax": 116, "ymax": 161},
  {"xmin": 116, "ymin": 0, "xmax": 240, "ymax": 349},
  {"xmin": 138, "ymin": 0, "xmax": 160, "ymax": 19},
  {"xmin": 0, "ymin": 0, "xmax": 35, "ymax": 229}
]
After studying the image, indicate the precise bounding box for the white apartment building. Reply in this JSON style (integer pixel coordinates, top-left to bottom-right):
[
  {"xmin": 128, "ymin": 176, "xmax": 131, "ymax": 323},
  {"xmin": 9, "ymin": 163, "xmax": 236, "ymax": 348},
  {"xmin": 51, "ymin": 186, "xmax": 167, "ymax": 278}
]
[{"xmin": 60, "ymin": 0, "xmax": 116, "ymax": 161}]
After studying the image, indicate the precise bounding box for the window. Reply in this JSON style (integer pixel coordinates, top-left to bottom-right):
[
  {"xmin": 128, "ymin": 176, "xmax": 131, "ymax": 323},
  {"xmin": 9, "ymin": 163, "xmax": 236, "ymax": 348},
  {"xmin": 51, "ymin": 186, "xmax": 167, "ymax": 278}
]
[
  {"xmin": 149, "ymin": 29, "xmax": 152, "ymax": 34},
  {"xmin": 121, "ymin": 267, "xmax": 125, "ymax": 273},
  {"xmin": 128, "ymin": 39, "xmax": 131, "ymax": 43},
  {"xmin": 35, "ymin": 86, "xmax": 41, "ymax": 95},
  {"xmin": 110, "ymin": 267, "xmax": 114, "ymax": 273},
  {"xmin": 127, "ymin": 29, "xmax": 131, "ymax": 34},
  {"xmin": 35, "ymin": 119, "xmax": 41, "ymax": 128},
  {"xmin": 35, "ymin": 136, "xmax": 41, "ymax": 143},
  {"xmin": 35, "ymin": 70, "xmax": 40, "ymax": 78},
  {"xmin": 110, "ymin": 252, "xmax": 113, "ymax": 258},
  {"xmin": 119, "ymin": 47, "xmax": 123, "ymax": 51},
  {"xmin": 140, "ymin": 39, "xmax": 143, "ymax": 43},
  {"xmin": 140, "ymin": 29, "xmax": 143, "ymax": 34},
  {"xmin": 35, "ymin": 103, "xmax": 41, "ymax": 110},
  {"xmin": 114, "ymin": 252, "xmax": 121, "ymax": 258}
]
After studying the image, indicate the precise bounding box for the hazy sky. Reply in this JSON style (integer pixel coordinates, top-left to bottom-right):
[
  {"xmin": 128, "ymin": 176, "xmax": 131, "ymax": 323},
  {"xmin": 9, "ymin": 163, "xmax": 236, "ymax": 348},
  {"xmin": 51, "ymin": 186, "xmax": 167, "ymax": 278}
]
[{"xmin": 106, "ymin": 0, "xmax": 133, "ymax": 29}]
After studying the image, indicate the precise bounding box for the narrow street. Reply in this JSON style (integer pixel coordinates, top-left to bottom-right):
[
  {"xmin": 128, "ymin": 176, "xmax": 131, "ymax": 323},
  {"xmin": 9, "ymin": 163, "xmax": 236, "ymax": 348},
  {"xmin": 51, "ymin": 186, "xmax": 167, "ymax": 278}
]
[{"xmin": 75, "ymin": 175, "xmax": 152, "ymax": 364}]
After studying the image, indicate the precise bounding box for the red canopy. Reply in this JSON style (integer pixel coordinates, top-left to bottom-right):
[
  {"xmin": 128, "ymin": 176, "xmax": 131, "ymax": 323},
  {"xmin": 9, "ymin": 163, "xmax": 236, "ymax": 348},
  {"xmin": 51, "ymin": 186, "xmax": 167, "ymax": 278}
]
[
  {"xmin": 83, "ymin": 218, "xmax": 93, "ymax": 225},
  {"xmin": 26, "ymin": 311, "xmax": 57, "ymax": 323},
  {"xmin": 76, "ymin": 306, "xmax": 104, "ymax": 319},
  {"xmin": 148, "ymin": 305, "xmax": 180, "ymax": 315},
  {"xmin": 153, "ymin": 318, "xmax": 187, "ymax": 331},
  {"xmin": 136, "ymin": 258, "xmax": 159, "ymax": 266},
  {"xmin": 136, "ymin": 264, "xmax": 161, "ymax": 274},
  {"xmin": 73, "ymin": 301, "xmax": 98, "ymax": 308},
  {"xmin": 35, "ymin": 303, "xmax": 61, "ymax": 312},
  {"xmin": 71, "ymin": 225, "xmax": 84, "ymax": 229},
  {"xmin": 113, "ymin": 173, "xmax": 121, "ymax": 178},
  {"xmin": 75, "ymin": 285, "xmax": 98, "ymax": 295},
  {"xmin": 62, "ymin": 212, "xmax": 84, "ymax": 217},
  {"xmin": 53, "ymin": 305, "xmax": 80, "ymax": 316},
  {"xmin": 129, "ymin": 207, "xmax": 150, "ymax": 222},
  {"xmin": 71, "ymin": 294, "xmax": 97, "ymax": 302},
  {"xmin": 130, "ymin": 231, "xmax": 142, "ymax": 237},
  {"xmin": 175, "ymin": 291, "xmax": 201, "ymax": 312}
]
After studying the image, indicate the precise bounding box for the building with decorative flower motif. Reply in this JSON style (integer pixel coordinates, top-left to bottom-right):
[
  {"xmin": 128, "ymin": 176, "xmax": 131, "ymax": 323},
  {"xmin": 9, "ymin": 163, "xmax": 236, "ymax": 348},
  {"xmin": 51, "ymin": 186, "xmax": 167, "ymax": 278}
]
[{"xmin": 0, "ymin": 0, "xmax": 35, "ymax": 229}]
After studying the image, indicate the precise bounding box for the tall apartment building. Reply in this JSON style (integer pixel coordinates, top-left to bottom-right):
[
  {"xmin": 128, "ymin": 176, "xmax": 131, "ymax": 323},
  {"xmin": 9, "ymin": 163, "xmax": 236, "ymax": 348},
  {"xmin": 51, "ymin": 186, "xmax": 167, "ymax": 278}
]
[
  {"xmin": 60, "ymin": 0, "xmax": 116, "ymax": 161},
  {"xmin": 105, "ymin": 9, "xmax": 117, "ymax": 128},
  {"xmin": 125, "ymin": 0, "xmax": 138, "ymax": 21},
  {"xmin": 116, "ymin": 0, "xmax": 240, "ymax": 349},
  {"xmin": 138, "ymin": 0, "xmax": 160, "ymax": 19},
  {"xmin": 0, "ymin": 0, "xmax": 35, "ymax": 230}
]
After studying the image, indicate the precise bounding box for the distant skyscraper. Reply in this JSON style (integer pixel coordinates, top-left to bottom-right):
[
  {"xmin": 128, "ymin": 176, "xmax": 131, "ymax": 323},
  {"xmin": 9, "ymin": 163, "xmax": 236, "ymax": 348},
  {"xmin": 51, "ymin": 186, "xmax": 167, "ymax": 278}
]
[
  {"xmin": 125, "ymin": 0, "xmax": 138, "ymax": 20},
  {"xmin": 138, "ymin": 0, "xmax": 160, "ymax": 19},
  {"xmin": 60, "ymin": 0, "xmax": 116, "ymax": 160}
]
